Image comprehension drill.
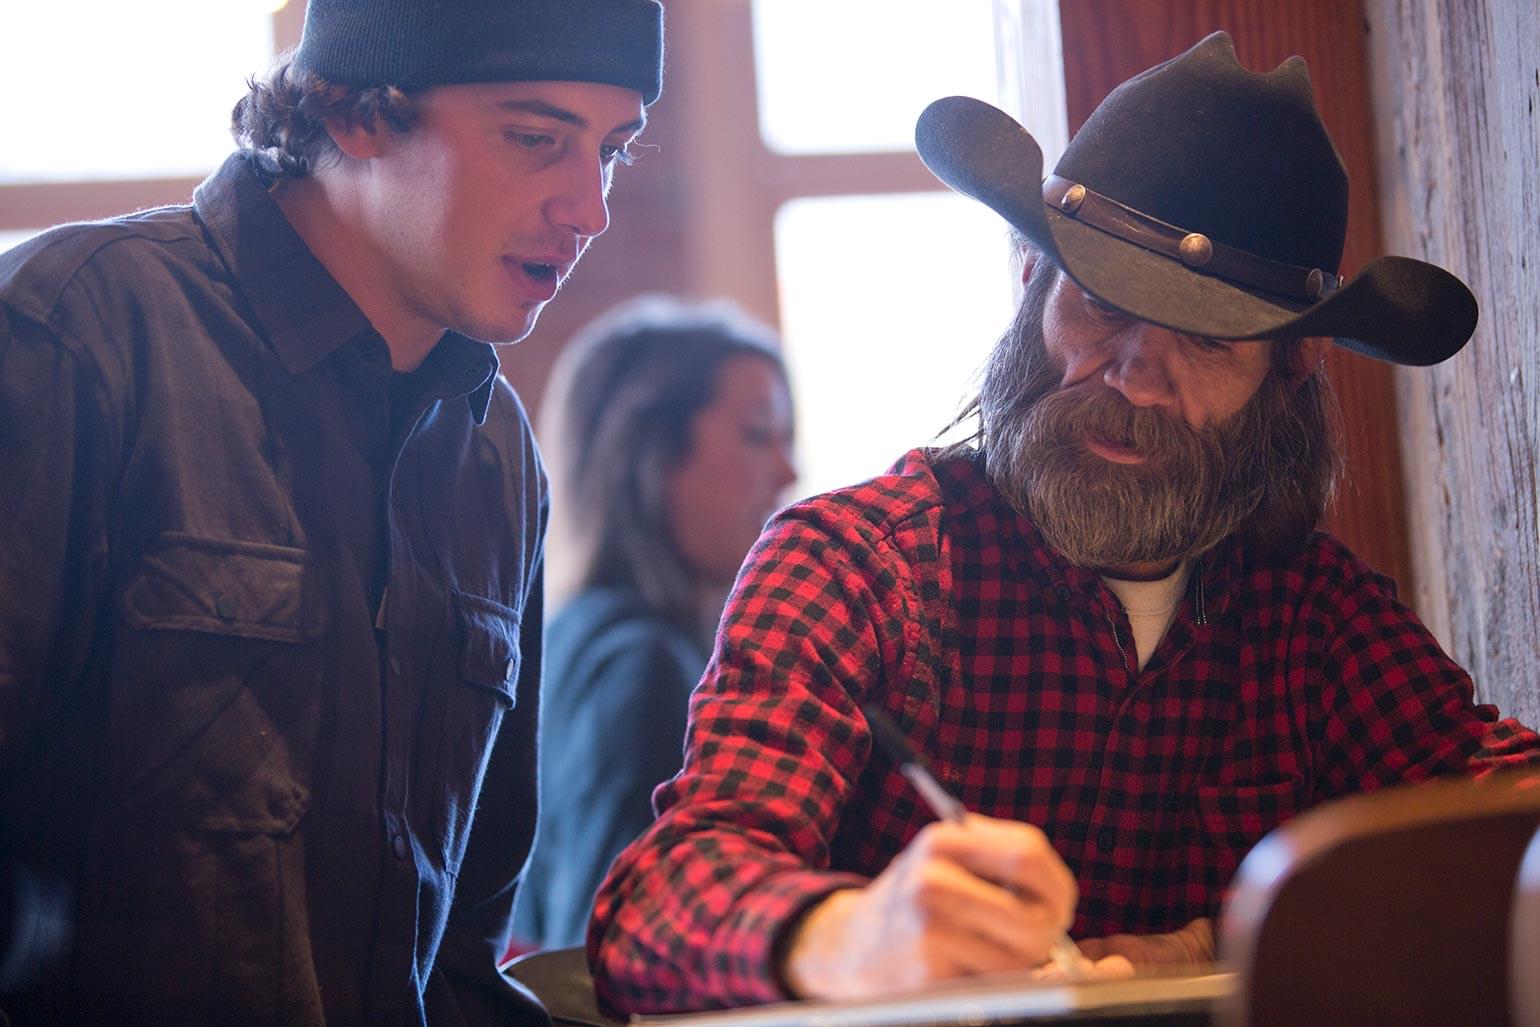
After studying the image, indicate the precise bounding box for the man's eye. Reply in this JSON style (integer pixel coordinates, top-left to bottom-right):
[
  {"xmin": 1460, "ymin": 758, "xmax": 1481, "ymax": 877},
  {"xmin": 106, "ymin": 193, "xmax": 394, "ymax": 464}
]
[
  {"xmin": 506, "ymin": 131, "xmax": 555, "ymax": 150},
  {"xmin": 600, "ymin": 144, "xmax": 637, "ymax": 167},
  {"xmin": 1083, "ymin": 293, "xmax": 1126, "ymax": 324}
]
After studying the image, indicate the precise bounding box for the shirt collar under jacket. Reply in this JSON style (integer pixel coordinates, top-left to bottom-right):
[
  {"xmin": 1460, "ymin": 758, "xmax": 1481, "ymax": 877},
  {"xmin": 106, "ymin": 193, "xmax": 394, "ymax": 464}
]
[{"xmin": 192, "ymin": 153, "xmax": 499, "ymax": 424}]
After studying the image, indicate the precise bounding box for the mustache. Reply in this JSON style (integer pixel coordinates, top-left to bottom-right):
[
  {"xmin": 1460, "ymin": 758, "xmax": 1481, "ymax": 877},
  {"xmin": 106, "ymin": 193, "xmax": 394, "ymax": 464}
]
[
  {"xmin": 1026, "ymin": 383, "xmax": 1225, "ymax": 468},
  {"xmin": 1001, "ymin": 379, "xmax": 1259, "ymax": 569}
]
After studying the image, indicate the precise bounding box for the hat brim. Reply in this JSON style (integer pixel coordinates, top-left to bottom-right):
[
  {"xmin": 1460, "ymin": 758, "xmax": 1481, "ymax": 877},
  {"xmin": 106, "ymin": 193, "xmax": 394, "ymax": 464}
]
[{"xmin": 915, "ymin": 95, "xmax": 1476, "ymax": 366}]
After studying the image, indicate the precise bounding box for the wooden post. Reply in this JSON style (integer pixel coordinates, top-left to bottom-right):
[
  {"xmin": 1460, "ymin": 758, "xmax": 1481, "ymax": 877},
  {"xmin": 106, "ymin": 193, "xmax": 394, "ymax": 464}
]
[{"xmin": 1365, "ymin": 0, "xmax": 1540, "ymax": 721}]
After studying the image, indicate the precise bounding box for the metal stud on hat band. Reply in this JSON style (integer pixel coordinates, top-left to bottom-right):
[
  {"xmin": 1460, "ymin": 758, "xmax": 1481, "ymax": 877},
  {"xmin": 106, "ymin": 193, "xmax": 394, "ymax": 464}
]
[
  {"xmin": 1178, "ymin": 233, "xmax": 1214, "ymax": 267},
  {"xmin": 1059, "ymin": 184, "xmax": 1087, "ymax": 213},
  {"xmin": 1043, "ymin": 175, "xmax": 1342, "ymax": 303}
]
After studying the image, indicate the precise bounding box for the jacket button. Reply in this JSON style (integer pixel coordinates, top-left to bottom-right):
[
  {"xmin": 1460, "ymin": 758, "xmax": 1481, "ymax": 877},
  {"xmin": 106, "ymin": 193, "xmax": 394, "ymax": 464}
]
[
  {"xmin": 502, "ymin": 658, "xmax": 516, "ymax": 682},
  {"xmin": 215, "ymin": 595, "xmax": 237, "ymax": 620},
  {"xmin": 1096, "ymin": 827, "xmax": 1116, "ymax": 853},
  {"xmin": 389, "ymin": 653, "xmax": 402, "ymax": 676},
  {"xmin": 392, "ymin": 833, "xmax": 408, "ymax": 860}
]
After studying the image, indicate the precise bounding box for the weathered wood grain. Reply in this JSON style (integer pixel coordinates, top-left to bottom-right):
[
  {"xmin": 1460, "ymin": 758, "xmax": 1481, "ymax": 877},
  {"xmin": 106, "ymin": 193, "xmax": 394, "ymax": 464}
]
[{"xmin": 1366, "ymin": 0, "xmax": 1540, "ymax": 721}]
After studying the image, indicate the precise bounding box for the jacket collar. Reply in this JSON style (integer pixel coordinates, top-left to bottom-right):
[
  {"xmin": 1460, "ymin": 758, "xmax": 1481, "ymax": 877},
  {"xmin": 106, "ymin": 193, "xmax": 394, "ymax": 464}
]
[{"xmin": 194, "ymin": 153, "xmax": 499, "ymax": 424}]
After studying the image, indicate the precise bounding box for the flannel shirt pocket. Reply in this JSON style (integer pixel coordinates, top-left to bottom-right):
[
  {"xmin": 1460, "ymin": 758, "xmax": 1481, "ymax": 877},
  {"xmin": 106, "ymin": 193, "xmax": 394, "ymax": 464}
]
[{"xmin": 1194, "ymin": 777, "xmax": 1306, "ymax": 865}]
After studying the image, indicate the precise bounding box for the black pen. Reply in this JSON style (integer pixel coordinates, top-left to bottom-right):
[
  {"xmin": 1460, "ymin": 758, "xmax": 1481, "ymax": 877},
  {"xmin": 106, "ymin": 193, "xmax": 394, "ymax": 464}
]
[{"xmin": 862, "ymin": 703, "xmax": 1093, "ymax": 981}]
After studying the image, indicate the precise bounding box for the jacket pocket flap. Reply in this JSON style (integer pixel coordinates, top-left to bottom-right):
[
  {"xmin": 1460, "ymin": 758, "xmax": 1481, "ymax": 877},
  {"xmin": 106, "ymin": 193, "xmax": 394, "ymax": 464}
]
[
  {"xmin": 201, "ymin": 777, "xmax": 312, "ymax": 835},
  {"xmin": 120, "ymin": 531, "xmax": 328, "ymax": 643},
  {"xmin": 454, "ymin": 591, "xmax": 521, "ymax": 701}
]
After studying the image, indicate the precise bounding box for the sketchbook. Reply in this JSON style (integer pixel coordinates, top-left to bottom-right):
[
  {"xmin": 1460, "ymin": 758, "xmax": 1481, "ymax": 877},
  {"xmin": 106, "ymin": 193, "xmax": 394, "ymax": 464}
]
[{"xmin": 631, "ymin": 966, "xmax": 1235, "ymax": 1026}]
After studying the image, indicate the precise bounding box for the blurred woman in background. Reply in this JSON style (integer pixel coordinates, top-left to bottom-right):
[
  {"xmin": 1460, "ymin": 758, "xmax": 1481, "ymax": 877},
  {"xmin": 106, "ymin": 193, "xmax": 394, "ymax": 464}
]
[{"xmin": 513, "ymin": 296, "xmax": 797, "ymax": 949}]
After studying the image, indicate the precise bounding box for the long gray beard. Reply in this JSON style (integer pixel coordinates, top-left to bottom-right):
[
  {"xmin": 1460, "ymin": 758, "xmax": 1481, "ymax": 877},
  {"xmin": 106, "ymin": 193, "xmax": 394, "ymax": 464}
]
[
  {"xmin": 975, "ymin": 260, "xmax": 1336, "ymax": 570},
  {"xmin": 995, "ymin": 382, "xmax": 1273, "ymax": 569}
]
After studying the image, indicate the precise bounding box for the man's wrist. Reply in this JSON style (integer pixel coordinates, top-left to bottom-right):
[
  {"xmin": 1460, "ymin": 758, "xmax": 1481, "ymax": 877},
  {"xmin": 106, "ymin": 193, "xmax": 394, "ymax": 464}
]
[
  {"xmin": 1169, "ymin": 917, "xmax": 1214, "ymax": 963},
  {"xmin": 777, "ymin": 888, "xmax": 862, "ymax": 998}
]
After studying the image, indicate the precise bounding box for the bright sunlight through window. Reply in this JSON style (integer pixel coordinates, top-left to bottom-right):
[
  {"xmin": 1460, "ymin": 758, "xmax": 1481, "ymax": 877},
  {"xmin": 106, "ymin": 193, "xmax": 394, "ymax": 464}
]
[
  {"xmin": 752, "ymin": 0, "xmax": 999, "ymax": 155},
  {"xmin": 775, "ymin": 193, "xmax": 1017, "ymax": 499},
  {"xmin": 0, "ymin": 1, "xmax": 277, "ymax": 183}
]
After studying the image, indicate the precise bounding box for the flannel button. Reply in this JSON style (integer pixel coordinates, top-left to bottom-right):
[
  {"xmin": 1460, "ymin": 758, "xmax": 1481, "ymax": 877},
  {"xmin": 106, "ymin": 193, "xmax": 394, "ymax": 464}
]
[
  {"xmin": 1054, "ymin": 585, "xmax": 1072, "ymax": 602},
  {"xmin": 391, "ymin": 833, "xmax": 408, "ymax": 860},
  {"xmin": 1096, "ymin": 826, "xmax": 1116, "ymax": 853}
]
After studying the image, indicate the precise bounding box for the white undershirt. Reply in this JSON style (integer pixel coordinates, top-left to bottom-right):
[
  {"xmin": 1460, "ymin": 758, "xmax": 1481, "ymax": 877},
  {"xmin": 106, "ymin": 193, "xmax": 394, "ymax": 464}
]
[{"xmin": 1101, "ymin": 562, "xmax": 1191, "ymax": 671}]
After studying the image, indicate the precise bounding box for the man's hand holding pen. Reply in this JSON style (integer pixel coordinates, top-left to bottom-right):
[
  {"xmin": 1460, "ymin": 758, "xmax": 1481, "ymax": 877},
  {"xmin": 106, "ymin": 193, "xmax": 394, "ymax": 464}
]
[
  {"xmin": 779, "ymin": 706, "xmax": 1135, "ymax": 1000},
  {"xmin": 780, "ymin": 814, "xmax": 1124, "ymax": 999}
]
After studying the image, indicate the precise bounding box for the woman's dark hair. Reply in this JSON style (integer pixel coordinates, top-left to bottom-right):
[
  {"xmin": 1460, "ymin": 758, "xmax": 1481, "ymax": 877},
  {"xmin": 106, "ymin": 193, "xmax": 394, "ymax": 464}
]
[
  {"xmin": 231, "ymin": 53, "xmax": 419, "ymax": 181},
  {"xmin": 540, "ymin": 295, "xmax": 788, "ymax": 627}
]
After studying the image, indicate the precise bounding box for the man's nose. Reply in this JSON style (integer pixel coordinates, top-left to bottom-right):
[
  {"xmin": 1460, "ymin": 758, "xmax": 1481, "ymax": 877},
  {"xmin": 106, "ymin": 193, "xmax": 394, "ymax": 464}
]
[
  {"xmin": 547, "ymin": 160, "xmax": 612, "ymax": 239},
  {"xmin": 1102, "ymin": 323, "xmax": 1179, "ymax": 409}
]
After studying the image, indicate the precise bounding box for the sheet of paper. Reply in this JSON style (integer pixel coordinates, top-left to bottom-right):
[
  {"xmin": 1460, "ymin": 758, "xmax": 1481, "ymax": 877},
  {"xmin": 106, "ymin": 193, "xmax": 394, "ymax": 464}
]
[{"xmin": 631, "ymin": 967, "xmax": 1236, "ymax": 1026}]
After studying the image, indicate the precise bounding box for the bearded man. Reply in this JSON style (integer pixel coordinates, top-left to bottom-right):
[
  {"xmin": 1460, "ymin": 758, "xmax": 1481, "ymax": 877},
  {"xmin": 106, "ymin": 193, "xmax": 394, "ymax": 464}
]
[{"xmin": 587, "ymin": 32, "xmax": 1540, "ymax": 1015}]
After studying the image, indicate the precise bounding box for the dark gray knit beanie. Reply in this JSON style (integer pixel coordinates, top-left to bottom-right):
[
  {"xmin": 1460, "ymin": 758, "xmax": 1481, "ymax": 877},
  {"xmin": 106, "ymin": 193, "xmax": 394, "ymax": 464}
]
[{"xmin": 293, "ymin": 0, "xmax": 665, "ymax": 105}]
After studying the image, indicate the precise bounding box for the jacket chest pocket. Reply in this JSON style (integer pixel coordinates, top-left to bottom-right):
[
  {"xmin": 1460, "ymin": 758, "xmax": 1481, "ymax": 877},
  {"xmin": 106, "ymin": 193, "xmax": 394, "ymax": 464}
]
[
  {"xmin": 455, "ymin": 591, "xmax": 523, "ymax": 703},
  {"xmin": 112, "ymin": 531, "xmax": 328, "ymax": 834},
  {"xmin": 429, "ymin": 590, "xmax": 523, "ymax": 866}
]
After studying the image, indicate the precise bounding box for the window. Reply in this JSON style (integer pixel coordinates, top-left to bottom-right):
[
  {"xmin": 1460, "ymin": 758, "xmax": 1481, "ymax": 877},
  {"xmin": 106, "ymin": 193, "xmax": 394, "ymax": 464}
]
[
  {"xmin": 752, "ymin": 0, "xmax": 999, "ymax": 156},
  {"xmin": 736, "ymin": 0, "xmax": 1067, "ymax": 497},
  {"xmin": 0, "ymin": 0, "xmax": 300, "ymax": 233},
  {"xmin": 774, "ymin": 192, "xmax": 1015, "ymax": 495}
]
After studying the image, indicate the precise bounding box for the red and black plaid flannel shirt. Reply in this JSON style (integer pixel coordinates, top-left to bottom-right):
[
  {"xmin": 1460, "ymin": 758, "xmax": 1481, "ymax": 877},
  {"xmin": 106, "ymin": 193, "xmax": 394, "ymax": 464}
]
[{"xmin": 589, "ymin": 448, "xmax": 1540, "ymax": 1014}]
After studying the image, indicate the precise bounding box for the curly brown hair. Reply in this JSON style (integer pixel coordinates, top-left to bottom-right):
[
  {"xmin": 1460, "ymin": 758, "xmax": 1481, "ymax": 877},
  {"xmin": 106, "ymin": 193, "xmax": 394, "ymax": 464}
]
[{"xmin": 231, "ymin": 53, "xmax": 420, "ymax": 180}]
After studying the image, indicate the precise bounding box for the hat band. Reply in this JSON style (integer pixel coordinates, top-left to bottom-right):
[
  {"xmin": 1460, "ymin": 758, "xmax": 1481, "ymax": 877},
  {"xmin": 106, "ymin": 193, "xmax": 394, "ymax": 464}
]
[{"xmin": 1043, "ymin": 175, "xmax": 1342, "ymax": 303}]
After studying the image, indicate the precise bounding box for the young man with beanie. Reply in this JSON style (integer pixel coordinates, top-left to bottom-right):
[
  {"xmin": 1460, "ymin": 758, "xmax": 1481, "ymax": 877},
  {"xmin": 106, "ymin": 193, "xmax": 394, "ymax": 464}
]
[
  {"xmin": 0, "ymin": 1, "xmax": 662, "ymax": 1022},
  {"xmin": 588, "ymin": 32, "xmax": 1540, "ymax": 1014}
]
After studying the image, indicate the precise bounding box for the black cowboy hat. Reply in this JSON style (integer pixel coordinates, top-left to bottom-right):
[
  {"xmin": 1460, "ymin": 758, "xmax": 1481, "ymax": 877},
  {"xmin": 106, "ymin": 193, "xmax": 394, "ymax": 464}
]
[{"xmin": 914, "ymin": 31, "xmax": 1476, "ymax": 366}]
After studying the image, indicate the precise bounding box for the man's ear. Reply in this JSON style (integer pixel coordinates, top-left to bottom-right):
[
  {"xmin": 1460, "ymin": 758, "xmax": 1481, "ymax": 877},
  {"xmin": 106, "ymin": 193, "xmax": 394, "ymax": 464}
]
[
  {"xmin": 325, "ymin": 116, "xmax": 388, "ymax": 160},
  {"xmin": 1287, "ymin": 336, "xmax": 1332, "ymax": 382},
  {"xmin": 1017, "ymin": 249, "xmax": 1039, "ymax": 286}
]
